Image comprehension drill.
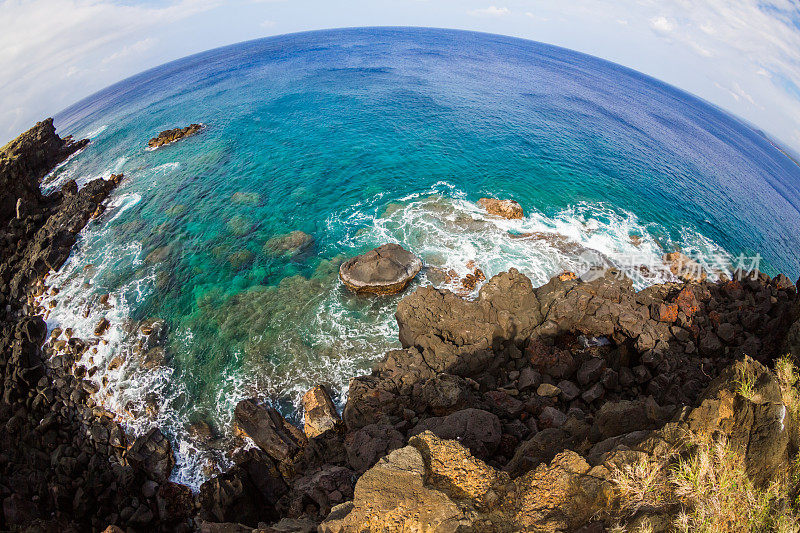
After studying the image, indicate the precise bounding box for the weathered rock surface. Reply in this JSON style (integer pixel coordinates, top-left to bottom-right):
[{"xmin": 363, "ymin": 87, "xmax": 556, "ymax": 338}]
[
  {"xmin": 234, "ymin": 399, "xmax": 307, "ymax": 462},
  {"xmin": 478, "ymin": 197, "xmax": 524, "ymax": 219},
  {"xmin": 147, "ymin": 123, "xmax": 203, "ymax": 148},
  {"xmin": 0, "ymin": 118, "xmax": 88, "ymax": 225},
  {"xmin": 302, "ymin": 385, "xmax": 341, "ymax": 438},
  {"xmin": 663, "ymin": 251, "xmax": 707, "ymax": 282},
  {"xmin": 339, "ymin": 243, "xmax": 422, "ymax": 295}
]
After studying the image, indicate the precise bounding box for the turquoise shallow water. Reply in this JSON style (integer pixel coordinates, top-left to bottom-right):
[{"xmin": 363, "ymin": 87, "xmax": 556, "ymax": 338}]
[{"xmin": 43, "ymin": 27, "xmax": 800, "ymax": 485}]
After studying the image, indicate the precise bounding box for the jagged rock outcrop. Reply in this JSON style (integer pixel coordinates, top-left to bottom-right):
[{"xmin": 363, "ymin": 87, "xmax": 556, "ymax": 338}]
[
  {"xmin": 0, "ymin": 118, "xmax": 88, "ymax": 225},
  {"xmin": 321, "ymin": 357, "xmax": 796, "ymax": 532},
  {"xmin": 339, "ymin": 243, "xmax": 422, "ymax": 295},
  {"xmin": 234, "ymin": 399, "xmax": 307, "ymax": 463}
]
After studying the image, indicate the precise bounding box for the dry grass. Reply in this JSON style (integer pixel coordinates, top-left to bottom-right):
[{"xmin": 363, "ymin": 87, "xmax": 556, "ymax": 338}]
[
  {"xmin": 777, "ymin": 355, "xmax": 800, "ymax": 421},
  {"xmin": 734, "ymin": 361, "xmax": 757, "ymax": 400},
  {"xmin": 672, "ymin": 437, "xmax": 798, "ymax": 533},
  {"xmin": 609, "ymin": 355, "xmax": 800, "ymax": 532}
]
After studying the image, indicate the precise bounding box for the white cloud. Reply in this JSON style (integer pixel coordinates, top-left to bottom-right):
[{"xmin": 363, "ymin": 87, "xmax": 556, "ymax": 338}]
[
  {"xmin": 0, "ymin": 0, "xmax": 220, "ymax": 142},
  {"xmin": 101, "ymin": 38, "xmax": 157, "ymax": 65},
  {"xmin": 469, "ymin": 6, "xmax": 509, "ymax": 17},
  {"xmin": 260, "ymin": 19, "xmax": 276, "ymax": 28},
  {"xmin": 715, "ymin": 81, "xmax": 758, "ymax": 106},
  {"xmin": 650, "ymin": 16, "xmax": 675, "ymax": 33}
]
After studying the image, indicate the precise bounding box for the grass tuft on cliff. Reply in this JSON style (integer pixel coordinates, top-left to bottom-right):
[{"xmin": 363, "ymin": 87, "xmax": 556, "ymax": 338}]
[{"xmin": 610, "ymin": 355, "xmax": 800, "ymax": 533}]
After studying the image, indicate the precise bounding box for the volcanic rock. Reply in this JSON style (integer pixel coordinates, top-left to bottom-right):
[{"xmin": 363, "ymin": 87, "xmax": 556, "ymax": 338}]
[
  {"xmin": 339, "ymin": 243, "xmax": 422, "ymax": 295},
  {"xmin": 478, "ymin": 197, "xmax": 524, "ymax": 219},
  {"xmin": 234, "ymin": 399, "xmax": 307, "ymax": 462},
  {"xmin": 302, "ymin": 385, "xmax": 340, "ymax": 438},
  {"xmin": 147, "ymin": 124, "xmax": 203, "ymax": 148},
  {"xmin": 409, "ymin": 408, "xmax": 502, "ymax": 459},
  {"xmin": 663, "ymin": 251, "xmax": 707, "ymax": 282},
  {"xmin": 0, "ymin": 118, "xmax": 89, "ymax": 225}
]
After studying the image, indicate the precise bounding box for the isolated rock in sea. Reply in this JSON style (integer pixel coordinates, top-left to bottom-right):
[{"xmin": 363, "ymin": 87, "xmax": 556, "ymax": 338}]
[
  {"xmin": 264, "ymin": 230, "xmax": 314, "ymax": 257},
  {"xmin": 302, "ymin": 385, "xmax": 341, "ymax": 438},
  {"xmin": 478, "ymin": 197, "xmax": 524, "ymax": 219},
  {"xmin": 147, "ymin": 123, "xmax": 203, "ymax": 148},
  {"xmin": 339, "ymin": 243, "xmax": 422, "ymax": 295}
]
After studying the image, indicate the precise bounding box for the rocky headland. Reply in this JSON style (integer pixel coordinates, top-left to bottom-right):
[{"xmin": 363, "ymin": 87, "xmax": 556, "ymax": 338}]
[{"xmin": 2, "ymin": 120, "xmax": 800, "ymax": 532}]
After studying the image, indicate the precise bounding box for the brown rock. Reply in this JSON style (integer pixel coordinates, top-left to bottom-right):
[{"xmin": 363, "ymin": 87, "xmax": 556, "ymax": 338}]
[
  {"xmin": 93, "ymin": 317, "xmax": 110, "ymax": 336},
  {"xmin": 234, "ymin": 399, "xmax": 306, "ymax": 462},
  {"xmin": 302, "ymin": 385, "xmax": 340, "ymax": 438},
  {"xmin": 319, "ymin": 437, "xmax": 475, "ymax": 532},
  {"xmin": 147, "ymin": 124, "xmax": 203, "ymax": 148},
  {"xmin": 339, "ymin": 243, "xmax": 422, "ymax": 295},
  {"xmin": 663, "ymin": 252, "xmax": 707, "ymax": 282},
  {"xmin": 654, "ymin": 302, "xmax": 678, "ymax": 323},
  {"xmin": 478, "ymin": 197, "xmax": 524, "ymax": 219}
]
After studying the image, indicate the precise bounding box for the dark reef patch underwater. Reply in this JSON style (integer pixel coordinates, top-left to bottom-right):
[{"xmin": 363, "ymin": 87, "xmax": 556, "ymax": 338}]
[{"xmin": 37, "ymin": 27, "xmax": 800, "ymax": 486}]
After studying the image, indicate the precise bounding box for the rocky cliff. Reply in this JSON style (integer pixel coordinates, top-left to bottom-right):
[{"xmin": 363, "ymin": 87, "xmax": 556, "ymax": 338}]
[{"xmin": 2, "ymin": 120, "xmax": 800, "ymax": 533}]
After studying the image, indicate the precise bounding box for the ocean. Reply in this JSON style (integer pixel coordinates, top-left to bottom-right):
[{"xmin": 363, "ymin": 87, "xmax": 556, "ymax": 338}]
[{"xmin": 46, "ymin": 27, "xmax": 800, "ymax": 486}]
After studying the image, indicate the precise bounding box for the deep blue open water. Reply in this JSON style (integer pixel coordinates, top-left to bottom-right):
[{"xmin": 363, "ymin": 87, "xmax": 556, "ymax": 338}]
[{"xmin": 43, "ymin": 27, "xmax": 800, "ymax": 485}]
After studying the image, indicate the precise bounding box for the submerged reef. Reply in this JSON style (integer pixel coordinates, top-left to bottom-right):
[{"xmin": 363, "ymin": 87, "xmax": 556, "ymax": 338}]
[{"xmin": 2, "ymin": 120, "xmax": 800, "ymax": 532}]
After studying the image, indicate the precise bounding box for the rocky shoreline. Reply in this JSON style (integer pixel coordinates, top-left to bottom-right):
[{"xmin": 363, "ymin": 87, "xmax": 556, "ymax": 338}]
[{"xmin": 2, "ymin": 120, "xmax": 800, "ymax": 532}]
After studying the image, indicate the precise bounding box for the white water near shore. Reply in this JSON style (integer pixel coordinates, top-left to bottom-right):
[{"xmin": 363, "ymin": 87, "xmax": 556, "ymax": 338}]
[{"xmin": 37, "ymin": 181, "xmax": 734, "ymax": 488}]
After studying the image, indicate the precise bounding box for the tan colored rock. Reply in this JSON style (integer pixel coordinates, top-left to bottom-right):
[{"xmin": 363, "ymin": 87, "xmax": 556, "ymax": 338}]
[
  {"xmin": 663, "ymin": 251, "xmax": 707, "ymax": 282},
  {"xmin": 409, "ymin": 431, "xmax": 507, "ymax": 507},
  {"xmin": 302, "ymin": 385, "xmax": 340, "ymax": 438},
  {"xmin": 513, "ymin": 450, "xmax": 613, "ymax": 531},
  {"xmin": 319, "ymin": 444, "xmax": 468, "ymax": 533},
  {"xmin": 478, "ymin": 197, "xmax": 524, "ymax": 219}
]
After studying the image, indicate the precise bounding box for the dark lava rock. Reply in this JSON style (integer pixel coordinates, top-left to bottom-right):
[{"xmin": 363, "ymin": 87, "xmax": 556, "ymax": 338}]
[
  {"xmin": 0, "ymin": 118, "xmax": 88, "ymax": 225},
  {"xmin": 339, "ymin": 243, "xmax": 422, "ymax": 295},
  {"xmin": 147, "ymin": 124, "xmax": 203, "ymax": 148},
  {"xmin": 234, "ymin": 399, "xmax": 307, "ymax": 462},
  {"xmin": 127, "ymin": 427, "xmax": 175, "ymax": 482},
  {"xmin": 409, "ymin": 408, "xmax": 502, "ymax": 459},
  {"xmin": 345, "ymin": 423, "xmax": 404, "ymax": 474}
]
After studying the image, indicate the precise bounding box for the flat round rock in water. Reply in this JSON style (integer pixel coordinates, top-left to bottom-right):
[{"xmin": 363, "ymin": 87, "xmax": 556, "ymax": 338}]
[{"xmin": 339, "ymin": 243, "xmax": 422, "ymax": 295}]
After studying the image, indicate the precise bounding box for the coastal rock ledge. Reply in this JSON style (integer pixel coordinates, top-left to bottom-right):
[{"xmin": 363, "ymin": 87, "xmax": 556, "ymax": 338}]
[
  {"xmin": 339, "ymin": 243, "xmax": 422, "ymax": 295},
  {"xmin": 4, "ymin": 118, "xmax": 800, "ymax": 533}
]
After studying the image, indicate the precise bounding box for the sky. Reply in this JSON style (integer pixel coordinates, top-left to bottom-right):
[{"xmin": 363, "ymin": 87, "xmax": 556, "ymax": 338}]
[{"xmin": 2, "ymin": 0, "xmax": 800, "ymax": 152}]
